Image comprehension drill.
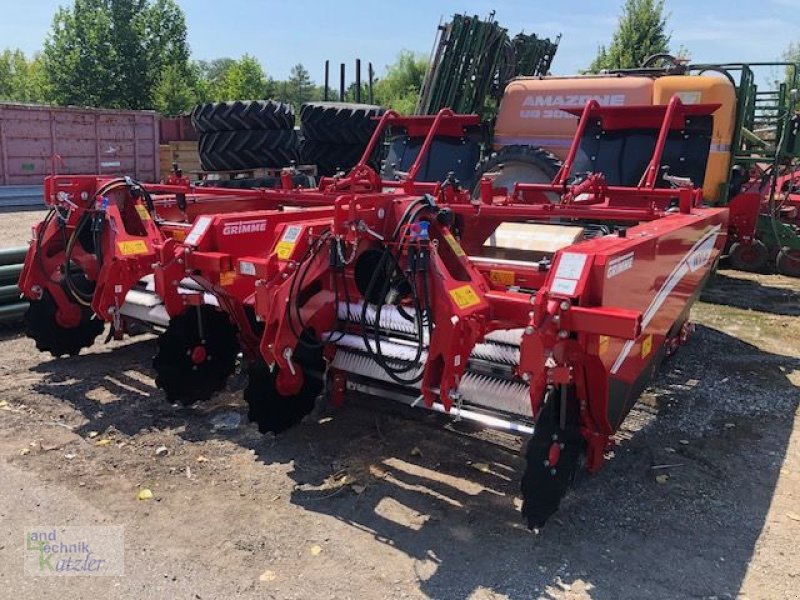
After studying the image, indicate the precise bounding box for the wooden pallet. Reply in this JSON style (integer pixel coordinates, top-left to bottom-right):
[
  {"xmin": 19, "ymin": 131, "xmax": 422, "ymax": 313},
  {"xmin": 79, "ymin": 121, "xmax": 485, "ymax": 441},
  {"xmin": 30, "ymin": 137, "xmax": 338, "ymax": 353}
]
[{"xmin": 160, "ymin": 141, "xmax": 201, "ymax": 180}]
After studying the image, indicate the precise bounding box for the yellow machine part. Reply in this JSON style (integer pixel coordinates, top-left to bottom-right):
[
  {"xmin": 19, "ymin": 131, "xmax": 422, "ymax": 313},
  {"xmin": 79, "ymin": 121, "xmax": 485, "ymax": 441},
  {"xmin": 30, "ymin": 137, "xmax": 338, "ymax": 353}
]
[{"xmin": 653, "ymin": 75, "xmax": 736, "ymax": 201}]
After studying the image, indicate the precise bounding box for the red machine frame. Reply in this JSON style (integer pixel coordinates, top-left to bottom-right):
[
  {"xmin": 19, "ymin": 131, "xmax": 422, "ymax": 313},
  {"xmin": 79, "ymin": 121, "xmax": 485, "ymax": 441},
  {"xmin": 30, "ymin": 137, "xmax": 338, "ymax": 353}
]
[
  {"xmin": 18, "ymin": 100, "xmax": 728, "ymax": 527},
  {"xmin": 232, "ymin": 98, "xmax": 727, "ymax": 476}
]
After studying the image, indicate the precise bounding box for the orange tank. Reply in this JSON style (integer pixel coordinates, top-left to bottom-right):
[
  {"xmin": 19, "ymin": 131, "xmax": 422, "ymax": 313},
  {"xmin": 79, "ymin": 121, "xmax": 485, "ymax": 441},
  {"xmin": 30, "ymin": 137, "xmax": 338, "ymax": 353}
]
[
  {"xmin": 494, "ymin": 76, "xmax": 655, "ymax": 159},
  {"xmin": 653, "ymin": 75, "xmax": 736, "ymax": 201}
]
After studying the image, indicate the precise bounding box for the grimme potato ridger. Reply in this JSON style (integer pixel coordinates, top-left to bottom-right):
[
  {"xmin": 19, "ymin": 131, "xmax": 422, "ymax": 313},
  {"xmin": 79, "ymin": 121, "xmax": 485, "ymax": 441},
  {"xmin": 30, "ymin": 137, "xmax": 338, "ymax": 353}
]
[{"xmin": 18, "ymin": 100, "xmax": 726, "ymax": 526}]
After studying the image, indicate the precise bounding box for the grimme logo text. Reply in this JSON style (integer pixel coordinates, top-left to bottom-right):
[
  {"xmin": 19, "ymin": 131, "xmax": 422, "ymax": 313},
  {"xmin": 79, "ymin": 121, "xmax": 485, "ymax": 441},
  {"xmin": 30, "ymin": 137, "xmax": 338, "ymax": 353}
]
[{"xmin": 222, "ymin": 220, "xmax": 268, "ymax": 235}]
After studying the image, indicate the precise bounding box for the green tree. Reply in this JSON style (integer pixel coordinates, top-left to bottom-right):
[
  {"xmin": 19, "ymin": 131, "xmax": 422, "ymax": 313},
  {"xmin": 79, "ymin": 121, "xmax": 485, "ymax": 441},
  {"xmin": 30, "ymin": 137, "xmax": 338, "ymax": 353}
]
[
  {"xmin": 196, "ymin": 57, "xmax": 236, "ymax": 94},
  {"xmin": 285, "ymin": 63, "xmax": 316, "ymax": 109},
  {"xmin": 215, "ymin": 54, "xmax": 267, "ymax": 101},
  {"xmin": 265, "ymin": 76, "xmax": 280, "ymax": 100},
  {"xmin": 0, "ymin": 49, "xmax": 50, "ymax": 103},
  {"xmin": 784, "ymin": 43, "xmax": 800, "ymax": 92},
  {"xmin": 43, "ymin": 0, "xmax": 191, "ymax": 109},
  {"xmin": 588, "ymin": 0, "xmax": 671, "ymax": 72},
  {"xmin": 373, "ymin": 51, "xmax": 428, "ymax": 114},
  {"xmin": 154, "ymin": 62, "xmax": 197, "ymax": 114}
]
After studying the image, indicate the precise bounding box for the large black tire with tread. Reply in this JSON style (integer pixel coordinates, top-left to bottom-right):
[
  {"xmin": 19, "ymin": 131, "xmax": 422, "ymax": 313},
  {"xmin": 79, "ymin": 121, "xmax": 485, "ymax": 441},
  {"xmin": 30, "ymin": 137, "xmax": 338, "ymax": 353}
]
[
  {"xmin": 152, "ymin": 307, "xmax": 240, "ymax": 406},
  {"xmin": 245, "ymin": 345, "xmax": 325, "ymax": 434},
  {"xmin": 299, "ymin": 102, "xmax": 385, "ymax": 145},
  {"xmin": 24, "ymin": 290, "xmax": 104, "ymax": 357},
  {"xmin": 728, "ymin": 240, "xmax": 769, "ymax": 273},
  {"xmin": 299, "ymin": 139, "xmax": 369, "ymax": 177},
  {"xmin": 472, "ymin": 144, "xmax": 561, "ymax": 198},
  {"xmin": 776, "ymin": 248, "xmax": 800, "ymax": 277},
  {"xmin": 191, "ymin": 100, "xmax": 294, "ymax": 133},
  {"xmin": 199, "ymin": 130, "xmax": 299, "ymax": 171}
]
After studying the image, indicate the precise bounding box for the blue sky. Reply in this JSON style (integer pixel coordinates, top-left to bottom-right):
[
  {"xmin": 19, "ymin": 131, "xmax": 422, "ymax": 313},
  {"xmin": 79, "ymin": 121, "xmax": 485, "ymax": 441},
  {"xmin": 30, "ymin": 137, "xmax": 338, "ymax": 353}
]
[{"xmin": 1, "ymin": 0, "xmax": 799, "ymax": 82}]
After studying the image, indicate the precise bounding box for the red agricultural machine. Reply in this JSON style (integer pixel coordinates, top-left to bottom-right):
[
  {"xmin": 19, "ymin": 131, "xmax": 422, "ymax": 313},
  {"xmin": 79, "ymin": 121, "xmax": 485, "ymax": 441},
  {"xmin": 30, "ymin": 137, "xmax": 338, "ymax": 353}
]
[
  {"xmin": 241, "ymin": 100, "xmax": 725, "ymax": 526},
  {"xmin": 19, "ymin": 96, "xmax": 726, "ymax": 526},
  {"xmin": 16, "ymin": 171, "xmax": 336, "ymax": 356}
]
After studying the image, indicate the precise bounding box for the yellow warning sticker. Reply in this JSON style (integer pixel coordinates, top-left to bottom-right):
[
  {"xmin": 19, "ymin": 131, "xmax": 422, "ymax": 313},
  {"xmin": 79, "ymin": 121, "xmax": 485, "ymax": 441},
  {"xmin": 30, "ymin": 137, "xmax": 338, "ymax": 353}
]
[
  {"xmin": 449, "ymin": 284, "xmax": 481, "ymax": 309},
  {"xmin": 641, "ymin": 334, "xmax": 653, "ymax": 359},
  {"xmin": 117, "ymin": 240, "xmax": 148, "ymax": 256},
  {"xmin": 489, "ymin": 269, "xmax": 515, "ymax": 286},
  {"xmin": 599, "ymin": 335, "xmax": 610, "ymax": 356},
  {"xmin": 171, "ymin": 229, "xmax": 186, "ymax": 242},
  {"xmin": 135, "ymin": 204, "xmax": 151, "ymax": 220},
  {"xmin": 219, "ymin": 270, "xmax": 236, "ymax": 286},
  {"xmin": 443, "ymin": 232, "xmax": 466, "ymax": 257},
  {"xmin": 275, "ymin": 241, "xmax": 295, "ymax": 260}
]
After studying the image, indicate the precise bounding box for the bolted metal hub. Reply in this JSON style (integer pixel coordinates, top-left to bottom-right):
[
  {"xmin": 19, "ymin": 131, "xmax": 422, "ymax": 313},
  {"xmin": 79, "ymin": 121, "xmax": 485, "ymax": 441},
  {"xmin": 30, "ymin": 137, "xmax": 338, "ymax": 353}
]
[{"xmin": 190, "ymin": 344, "xmax": 207, "ymax": 365}]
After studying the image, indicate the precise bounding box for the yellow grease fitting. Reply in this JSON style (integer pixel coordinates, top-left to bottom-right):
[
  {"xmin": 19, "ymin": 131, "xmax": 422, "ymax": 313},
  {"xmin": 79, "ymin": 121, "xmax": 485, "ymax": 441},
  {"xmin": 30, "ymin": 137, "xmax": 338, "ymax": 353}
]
[
  {"xmin": 443, "ymin": 233, "xmax": 466, "ymax": 257},
  {"xmin": 117, "ymin": 240, "xmax": 148, "ymax": 256},
  {"xmin": 489, "ymin": 269, "xmax": 515, "ymax": 286},
  {"xmin": 135, "ymin": 204, "xmax": 151, "ymax": 220},
  {"xmin": 641, "ymin": 334, "xmax": 653, "ymax": 359},
  {"xmin": 275, "ymin": 241, "xmax": 295, "ymax": 260},
  {"xmin": 449, "ymin": 284, "xmax": 481, "ymax": 309}
]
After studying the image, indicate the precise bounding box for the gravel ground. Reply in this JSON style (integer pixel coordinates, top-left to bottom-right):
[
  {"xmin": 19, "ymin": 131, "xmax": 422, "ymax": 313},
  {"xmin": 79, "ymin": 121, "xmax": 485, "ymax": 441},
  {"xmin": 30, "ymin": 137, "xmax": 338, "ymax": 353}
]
[
  {"xmin": 0, "ymin": 268, "xmax": 798, "ymax": 599},
  {"xmin": 0, "ymin": 208, "xmax": 47, "ymax": 248}
]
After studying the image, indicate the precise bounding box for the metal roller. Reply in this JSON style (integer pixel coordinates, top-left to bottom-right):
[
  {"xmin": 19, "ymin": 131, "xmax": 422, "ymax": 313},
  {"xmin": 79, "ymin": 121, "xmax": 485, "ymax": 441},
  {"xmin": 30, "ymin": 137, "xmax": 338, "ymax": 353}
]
[{"xmin": 330, "ymin": 302, "xmax": 534, "ymax": 423}]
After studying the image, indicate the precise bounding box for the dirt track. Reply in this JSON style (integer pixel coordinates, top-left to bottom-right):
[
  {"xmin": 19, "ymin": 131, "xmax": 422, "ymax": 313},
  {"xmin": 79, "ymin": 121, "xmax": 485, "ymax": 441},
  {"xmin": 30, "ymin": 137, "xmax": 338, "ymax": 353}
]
[
  {"xmin": 0, "ymin": 208, "xmax": 46, "ymax": 248},
  {"xmin": 0, "ymin": 265, "xmax": 798, "ymax": 599}
]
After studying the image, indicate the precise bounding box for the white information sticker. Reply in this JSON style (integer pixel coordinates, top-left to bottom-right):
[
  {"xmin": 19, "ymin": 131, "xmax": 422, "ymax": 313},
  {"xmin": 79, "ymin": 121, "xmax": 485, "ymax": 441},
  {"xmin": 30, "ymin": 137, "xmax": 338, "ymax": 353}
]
[
  {"xmin": 555, "ymin": 252, "xmax": 588, "ymax": 280},
  {"xmin": 238, "ymin": 260, "xmax": 256, "ymax": 276},
  {"xmin": 282, "ymin": 225, "xmax": 303, "ymax": 243},
  {"xmin": 551, "ymin": 278, "xmax": 578, "ymax": 296},
  {"xmin": 185, "ymin": 216, "xmax": 212, "ymax": 247}
]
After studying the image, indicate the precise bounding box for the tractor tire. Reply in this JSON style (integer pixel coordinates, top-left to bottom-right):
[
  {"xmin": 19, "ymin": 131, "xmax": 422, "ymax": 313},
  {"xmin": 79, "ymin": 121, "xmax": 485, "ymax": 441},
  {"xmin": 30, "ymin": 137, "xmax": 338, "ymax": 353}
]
[
  {"xmin": 299, "ymin": 139, "xmax": 368, "ymax": 177},
  {"xmin": 728, "ymin": 240, "xmax": 769, "ymax": 273},
  {"xmin": 24, "ymin": 290, "xmax": 104, "ymax": 357},
  {"xmin": 299, "ymin": 102, "xmax": 385, "ymax": 145},
  {"xmin": 199, "ymin": 129, "xmax": 299, "ymax": 171},
  {"xmin": 472, "ymin": 145, "xmax": 561, "ymax": 200},
  {"xmin": 152, "ymin": 306, "xmax": 240, "ymax": 406},
  {"xmin": 245, "ymin": 344, "xmax": 325, "ymax": 434},
  {"xmin": 191, "ymin": 100, "xmax": 294, "ymax": 133},
  {"xmin": 776, "ymin": 248, "xmax": 800, "ymax": 277}
]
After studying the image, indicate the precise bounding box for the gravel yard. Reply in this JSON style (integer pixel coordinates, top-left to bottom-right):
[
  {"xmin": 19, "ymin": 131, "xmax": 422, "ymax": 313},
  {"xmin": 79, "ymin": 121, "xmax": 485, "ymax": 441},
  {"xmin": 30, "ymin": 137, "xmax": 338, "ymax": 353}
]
[
  {"xmin": 0, "ymin": 264, "xmax": 797, "ymax": 599},
  {"xmin": 0, "ymin": 208, "xmax": 47, "ymax": 248}
]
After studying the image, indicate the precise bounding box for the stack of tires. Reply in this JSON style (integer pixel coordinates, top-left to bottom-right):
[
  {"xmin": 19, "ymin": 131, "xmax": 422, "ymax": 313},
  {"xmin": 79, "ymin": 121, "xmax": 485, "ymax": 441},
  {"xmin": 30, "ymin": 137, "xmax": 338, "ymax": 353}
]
[
  {"xmin": 191, "ymin": 100, "xmax": 299, "ymax": 171},
  {"xmin": 299, "ymin": 102, "xmax": 385, "ymax": 176}
]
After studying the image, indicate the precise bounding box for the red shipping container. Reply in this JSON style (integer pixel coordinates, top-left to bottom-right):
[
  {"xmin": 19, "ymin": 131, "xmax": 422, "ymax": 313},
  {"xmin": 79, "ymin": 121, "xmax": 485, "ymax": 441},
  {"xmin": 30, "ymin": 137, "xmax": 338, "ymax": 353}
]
[
  {"xmin": 159, "ymin": 115, "xmax": 197, "ymax": 143},
  {"xmin": 0, "ymin": 103, "xmax": 160, "ymax": 185}
]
